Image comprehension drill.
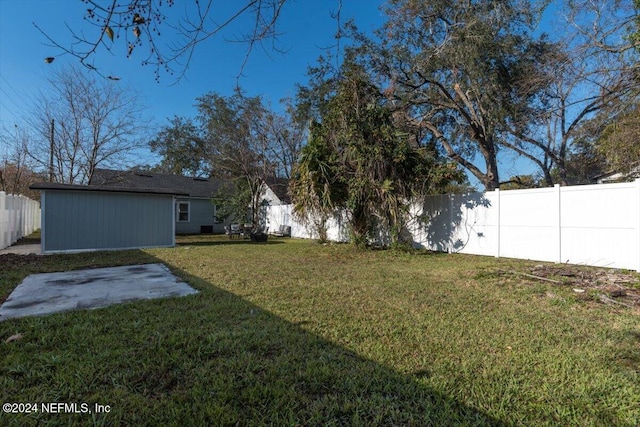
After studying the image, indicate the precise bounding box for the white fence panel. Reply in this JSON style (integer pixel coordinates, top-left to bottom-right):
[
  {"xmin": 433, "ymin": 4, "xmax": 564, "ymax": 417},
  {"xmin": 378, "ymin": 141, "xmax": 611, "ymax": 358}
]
[
  {"xmin": 265, "ymin": 203, "xmax": 349, "ymax": 241},
  {"xmin": 411, "ymin": 194, "xmax": 450, "ymax": 252},
  {"xmin": 409, "ymin": 192, "xmax": 499, "ymax": 256},
  {"xmin": 498, "ymin": 186, "xmax": 560, "ymax": 263},
  {"xmin": 0, "ymin": 192, "xmax": 6, "ymax": 250},
  {"xmin": 452, "ymin": 191, "xmax": 499, "ymax": 258},
  {"xmin": 266, "ymin": 179, "xmax": 640, "ymax": 271},
  {"xmin": 559, "ymin": 182, "xmax": 639, "ymax": 269},
  {"xmin": 266, "ymin": 204, "xmax": 310, "ymax": 238},
  {"xmin": 435, "ymin": 181, "xmax": 640, "ymax": 270},
  {"xmin": 0, "ymin": 191, "xmax": 41, "ymax": 250}
]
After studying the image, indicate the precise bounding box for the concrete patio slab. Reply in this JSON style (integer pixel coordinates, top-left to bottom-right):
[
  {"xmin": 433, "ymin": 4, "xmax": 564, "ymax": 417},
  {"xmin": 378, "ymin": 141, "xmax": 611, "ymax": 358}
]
[{"xmin": 0, "ymin": 263, "xmax": 198, "ymax": 321}]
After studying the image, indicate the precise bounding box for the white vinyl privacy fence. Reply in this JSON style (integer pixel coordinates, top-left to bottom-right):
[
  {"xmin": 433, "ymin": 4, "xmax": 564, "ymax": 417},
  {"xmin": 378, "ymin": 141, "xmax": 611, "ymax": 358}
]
[
  {"xmin": 0, "ymin": 192, "xmax": 41, "ymax": 250},
  {"xmin": 266, "ymin": 180, "xmax": 640, "ymax": 271}
]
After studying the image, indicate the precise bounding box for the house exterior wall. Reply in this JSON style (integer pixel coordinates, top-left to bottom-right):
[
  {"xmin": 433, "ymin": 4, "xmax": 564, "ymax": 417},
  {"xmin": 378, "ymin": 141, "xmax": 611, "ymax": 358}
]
[
  {"xmin": 174, "ymin": 197, "xmax": 224, "ymax": 234},
  {"xmin": 41, "ymin": 190, "xmax": 175, "ymax": 253},
  {"xmin": 262, "ymin": 185, "xmax": 283, "ymax": 205}
]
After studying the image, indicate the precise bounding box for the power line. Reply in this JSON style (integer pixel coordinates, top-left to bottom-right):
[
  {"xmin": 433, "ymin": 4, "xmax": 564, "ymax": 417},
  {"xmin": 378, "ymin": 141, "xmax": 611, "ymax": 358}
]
[
  {"xmin": 0, "ymin": 97, "xmax": 21, "ymax": 123},
  {"xmin": 0, "ymin": 85, "xmax": 22, "ymax": 109},
  {"xmin": 0, "ymin": 73, "xmax": 31, "ymax": 106},
  {"xmin": 0, "ymin": 73, "xmax": 34, "ymax": 127},
  {"xmin": 0, "ymin": 73, "xmax": 35, "ymax": 132}
]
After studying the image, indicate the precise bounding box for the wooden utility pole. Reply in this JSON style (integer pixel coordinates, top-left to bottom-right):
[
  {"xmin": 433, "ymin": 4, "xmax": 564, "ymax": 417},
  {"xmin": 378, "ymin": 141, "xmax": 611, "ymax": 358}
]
[{"xmin": 49, "ymin": 118, "xmax": 54, "ymax": 182}]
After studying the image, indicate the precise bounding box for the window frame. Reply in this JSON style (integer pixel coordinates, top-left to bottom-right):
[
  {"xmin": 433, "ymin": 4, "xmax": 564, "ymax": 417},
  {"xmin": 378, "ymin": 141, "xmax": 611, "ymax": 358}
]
[{"xmin": 176, "ymin": 201, "xmax": 190, "ymax": 222}]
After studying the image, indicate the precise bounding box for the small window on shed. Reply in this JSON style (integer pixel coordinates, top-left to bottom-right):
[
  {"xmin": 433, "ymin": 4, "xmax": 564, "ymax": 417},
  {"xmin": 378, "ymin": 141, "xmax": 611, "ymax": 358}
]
[{"xmin": 177, "ymin": 201, "xmax": 190, "ymax": 222}]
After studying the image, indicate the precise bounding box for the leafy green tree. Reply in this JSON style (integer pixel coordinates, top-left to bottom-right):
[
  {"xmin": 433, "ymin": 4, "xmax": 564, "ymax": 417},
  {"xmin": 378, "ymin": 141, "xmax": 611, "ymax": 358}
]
[
  {"xmin": 561, "ymin": 142, "xmax": 608, "ymax": 185},
  {"xmin": 289, "ymin": 121, "xmax": 345, "ymax": 243},
  {"xmin": 198, "ymin": 92, "xmax": 280, "ymax": 229},
  {"xmin": 595, "ymin": 104, "xmax": 640, "ymax": 176},
  {"xmin": 500, "ymin": 175, "xmax": 542, "ymax": 190},
  {"xmin": 211, "ymin": 181, "xmax": 254, "ymax": 224},
  {"xmin": 358, "ymin": 0, "xmax": 549, "ymax": 191},
  {"xmin": 291, "ymin": 62, "xmax": 462, "ymax": 247},
  {"xmin": 509, "ymin": 0, "xmax": 640, "ymax": 185},
  {"xmin": 149, "ymin": 116, "xmax": 208, "ymax": 176},
  {"xmin": 151, "ymin": 91, "xmax": 302, "ymax": 228}
]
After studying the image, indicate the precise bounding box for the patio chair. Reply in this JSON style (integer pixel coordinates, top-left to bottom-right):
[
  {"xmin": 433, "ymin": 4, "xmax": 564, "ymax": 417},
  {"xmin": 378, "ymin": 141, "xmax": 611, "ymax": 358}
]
[
  {"xmin": 241, "ymin": 223, "xmax": 253, "ymax": 239},
  {"xmin": 225, "ymin": 223, "xmax": 242, "ymax": 239},
  {"xmin": 272, "ymin": 225, "xmax": 291, "ymax": 237}
]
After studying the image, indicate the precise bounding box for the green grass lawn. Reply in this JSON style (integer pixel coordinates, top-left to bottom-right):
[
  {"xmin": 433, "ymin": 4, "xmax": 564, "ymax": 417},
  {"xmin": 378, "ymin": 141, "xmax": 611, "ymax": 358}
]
[{"xmin": 1, "ymin": 234, "xmax": 639, "ymax": 426}]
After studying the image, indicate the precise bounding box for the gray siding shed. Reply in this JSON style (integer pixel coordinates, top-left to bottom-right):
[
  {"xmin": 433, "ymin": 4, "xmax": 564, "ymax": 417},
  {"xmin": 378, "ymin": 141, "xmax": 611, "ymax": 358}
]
[
  {"xmin": 32, "ymin": 183, "xmax": 184, "ymax": 253},
  {"xmin": 91, "ymin": 169, "xmax": 225, "ymax": 235}
]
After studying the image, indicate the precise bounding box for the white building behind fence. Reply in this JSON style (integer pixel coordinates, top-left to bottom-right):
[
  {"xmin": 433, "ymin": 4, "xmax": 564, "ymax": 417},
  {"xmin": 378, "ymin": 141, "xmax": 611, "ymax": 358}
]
[
  {"xmin": 0, "ymin": 192, "xmax": 41, "ymax": 250},
  {"xmin": 265, "ymin": 179, "xmax": 640, "ymax": 271}
]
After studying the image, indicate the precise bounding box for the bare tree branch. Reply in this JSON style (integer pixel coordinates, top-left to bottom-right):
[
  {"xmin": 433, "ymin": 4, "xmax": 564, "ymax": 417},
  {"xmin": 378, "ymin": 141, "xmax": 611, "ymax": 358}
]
[
  {"xmin": 34, "ymin": 0, "xmax": 289, "ymax": 82},
  {"xmin": 24, "ymin": 65, "xmax": 150, "ymax": 184}
]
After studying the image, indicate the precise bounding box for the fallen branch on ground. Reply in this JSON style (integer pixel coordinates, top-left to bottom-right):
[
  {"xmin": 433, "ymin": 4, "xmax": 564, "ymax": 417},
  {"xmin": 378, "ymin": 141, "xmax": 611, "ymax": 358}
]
[
  {"xmin": 597, "ymin": 293, "xmax": 635, "ymax": 309},
  {"xmin": 498, "ymin": 270, "xmax": 563, "ymax": 284}
]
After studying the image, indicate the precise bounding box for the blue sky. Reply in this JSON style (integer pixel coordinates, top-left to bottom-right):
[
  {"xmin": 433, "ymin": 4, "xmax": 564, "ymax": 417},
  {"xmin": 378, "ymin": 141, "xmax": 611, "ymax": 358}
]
[
  {"xmin": 0, "ymin": 0, "xmax": 569, "ymax": 186},
  {"xmin": 0, "ymin": 1, "xmax": 384, "ymax": 153}
]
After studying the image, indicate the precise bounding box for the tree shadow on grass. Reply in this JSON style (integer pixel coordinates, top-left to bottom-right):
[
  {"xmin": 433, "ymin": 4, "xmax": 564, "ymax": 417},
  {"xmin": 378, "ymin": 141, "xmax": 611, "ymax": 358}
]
[
  {"xmin": 155, "ymin": 265, "xmax": 509, "ymax": 425},
  {"xmin": 1, "ymin": 257, "xmax": 507, "ymax": 426}
]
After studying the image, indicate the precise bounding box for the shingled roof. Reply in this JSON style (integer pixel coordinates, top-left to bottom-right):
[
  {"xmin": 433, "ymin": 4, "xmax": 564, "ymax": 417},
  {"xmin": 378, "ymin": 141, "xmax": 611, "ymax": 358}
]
[
  {"xmin": 31, "ymin": 181, "xmax": 187, "ymax": 196},
  {"xmin": 90, "ymin": 169, "xmax": 223, "ymax": 198},
  {"xmin": 264, "ymin": 176, "xmax": 291, "ymax": 204}
]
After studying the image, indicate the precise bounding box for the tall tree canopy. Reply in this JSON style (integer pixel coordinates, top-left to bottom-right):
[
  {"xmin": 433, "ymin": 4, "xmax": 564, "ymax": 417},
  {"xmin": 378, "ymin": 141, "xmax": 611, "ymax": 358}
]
[
  {"xmin": 151, "ymin": 91, "xmax": 303, "ymax": 226},
  {"xmin": 202, "ymin": 92, "xmax": 275, "ymax": 227},
  {"xmin": 150, "ymin": 116, "xmax": 207, "ymax": 176},
  {"xmin": 507, "ymin": 0, "xmax": 640, "ymax": 185},
  {"xmin": 291, "ymin": 62, "xmax": 462, "ymax": 246},
  {"xmin": 358, "ymin": 0, "xmax": 550, "ymax": 190},
  {"xmin": 41, "ymin": 0, "xmax": 640, "ymax": 188},
  {"xmin": 595, "ymin": 103, "xmax": 640, "ymax": 175}
]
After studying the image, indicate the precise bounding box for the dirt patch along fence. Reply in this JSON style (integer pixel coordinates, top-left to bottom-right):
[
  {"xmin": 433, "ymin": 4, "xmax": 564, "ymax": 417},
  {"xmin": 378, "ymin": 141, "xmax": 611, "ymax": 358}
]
[
  {"xmin": 0, "ymin": 191, "xmax": 40, "ymax": 250},
  {"xmin": 265, "ymin": 179, "xmax": 640, "ymax": 271}
]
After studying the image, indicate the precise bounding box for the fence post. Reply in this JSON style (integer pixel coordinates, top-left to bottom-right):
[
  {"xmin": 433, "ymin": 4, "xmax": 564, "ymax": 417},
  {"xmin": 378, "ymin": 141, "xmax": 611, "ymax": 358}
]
[
  {"xmin": 35, "ymin": 198, "xmax": 39, "ymax": 233},
  {"xmin": 495, "ymin": 188, "xmax": 500, "ymax": 258},
  {"xmin": 0, "ymin": 192, "xmax": 5, "ymax": 249},
  {"xmin": 26, "ymin": 198, "xmax": 32, "ymax": 235},
  {"xmin": 28, "ymin": 197, "xmax": 34, "ymax": 235},
  {"xmin": 9, "ymin": 193, "xmax": 15, "ymax": 245},
  {"xmin": 556, "ymin": 184, "xmax": 562, "ymax": 264},
  {"xmin": 16, "ymin": 195, "xmax": 20, "ymax": 241},
  {"xmin": 636, "ymin": 179, "xmax": 640, "ymax": 272},
  {"xmin": 448, "ymin": 194, "xmax": 454, "ymax": 253},
  {"xmin": 19, "ymin": 195, "xmax": 24, "ymax": 240}
]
